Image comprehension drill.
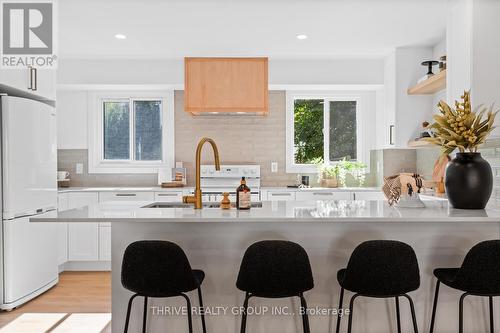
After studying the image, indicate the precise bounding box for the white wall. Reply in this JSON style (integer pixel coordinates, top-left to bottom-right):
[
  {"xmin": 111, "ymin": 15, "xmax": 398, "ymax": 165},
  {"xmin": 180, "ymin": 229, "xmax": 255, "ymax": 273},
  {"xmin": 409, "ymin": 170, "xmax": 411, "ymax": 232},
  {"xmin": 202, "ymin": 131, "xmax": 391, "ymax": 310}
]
[
  {"xmin": 446, "ymin": 0, "xmax": 473, "ymax": 104},
  {"xmin": 445, "ymin": 0, "xmax": 500, "ymax": 137},
  {"xmin": 268, "ymin": 58, "xmax": 384, "ymax": 85},
  {"xmin": 471, "ymin": 0, "xmax": 500, "ymax": 137},
  {"xmin": 432, "ymin": 38, "xmax": 447, "ymax": 112},
  {"xmin": 57, "ymin": 58, "xmax": 385, "ymax": 85},
  {"xmin": 432, "ymin": 39, "xmax": 446, "ymax": 60}
]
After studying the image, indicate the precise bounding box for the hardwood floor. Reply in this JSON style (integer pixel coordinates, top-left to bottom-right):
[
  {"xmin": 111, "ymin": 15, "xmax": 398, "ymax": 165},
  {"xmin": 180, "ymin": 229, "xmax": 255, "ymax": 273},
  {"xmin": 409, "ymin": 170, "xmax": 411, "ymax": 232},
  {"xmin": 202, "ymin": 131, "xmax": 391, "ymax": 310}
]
[{"xmin": 0, "ymin": 271, "xmax": 111, "ymax": 332}]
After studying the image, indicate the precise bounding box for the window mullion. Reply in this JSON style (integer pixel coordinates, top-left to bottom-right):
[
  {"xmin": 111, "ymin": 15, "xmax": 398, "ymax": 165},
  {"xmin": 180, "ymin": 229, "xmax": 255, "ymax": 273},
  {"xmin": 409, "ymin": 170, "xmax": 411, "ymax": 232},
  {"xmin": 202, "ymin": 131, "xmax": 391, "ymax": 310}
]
[
  {"xmin": 129, "ymin": 99, "xmax": 134, "ymax": 162},
  {"xmin": 324, "ymin": 99, "xmax": 330, "ymax": 164}
]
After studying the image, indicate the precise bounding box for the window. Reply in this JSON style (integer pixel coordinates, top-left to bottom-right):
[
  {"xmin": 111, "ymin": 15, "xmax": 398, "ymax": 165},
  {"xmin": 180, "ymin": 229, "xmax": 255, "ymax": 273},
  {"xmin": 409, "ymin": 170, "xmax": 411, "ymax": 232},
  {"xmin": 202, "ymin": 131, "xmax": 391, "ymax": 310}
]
[
  {"xmin": 103, "ymin": 101, "xmax": 130, "ymax": 160},
  {"xmin": 88, "ymin": 91, "xmax": 174, "ymax": 173},
  {"xmin": 286, "ymin": 91, "xmax": 373, "ymax": 173},
  {"xmin": 329, "ymin": 101, "xmax": 357, "ymax": 161},
  {"xmin": 293, "ymin": 99, "xmax": 324, "ymax": 164}
]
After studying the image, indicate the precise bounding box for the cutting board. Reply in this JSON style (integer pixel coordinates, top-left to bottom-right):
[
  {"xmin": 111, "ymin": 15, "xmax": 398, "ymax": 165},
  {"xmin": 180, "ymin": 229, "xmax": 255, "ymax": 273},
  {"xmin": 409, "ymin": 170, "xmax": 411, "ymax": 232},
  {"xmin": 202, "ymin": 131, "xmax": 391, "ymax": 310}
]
[{"xmin": 432, "ymin": 154, "xmax": 450, "ymax": 182}]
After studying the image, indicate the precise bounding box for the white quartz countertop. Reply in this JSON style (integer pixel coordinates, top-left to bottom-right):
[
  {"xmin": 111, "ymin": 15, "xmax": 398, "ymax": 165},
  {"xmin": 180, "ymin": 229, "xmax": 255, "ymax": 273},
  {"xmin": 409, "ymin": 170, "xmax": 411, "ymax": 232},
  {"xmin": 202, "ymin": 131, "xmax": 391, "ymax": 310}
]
[
  {"xmin": 32, "ymin": 199, "xmax": 500, "ymax": 223},
  {"xmin": 57, "ymin": 186, "xmax": 188, "ymax": 193},
  {"xmin": 57, "ymin": 186, "xmax": 382, "ymax": 193},
  {"xmin": 262, "ymin": 186, "xmax": 381, "ymax": 192}
]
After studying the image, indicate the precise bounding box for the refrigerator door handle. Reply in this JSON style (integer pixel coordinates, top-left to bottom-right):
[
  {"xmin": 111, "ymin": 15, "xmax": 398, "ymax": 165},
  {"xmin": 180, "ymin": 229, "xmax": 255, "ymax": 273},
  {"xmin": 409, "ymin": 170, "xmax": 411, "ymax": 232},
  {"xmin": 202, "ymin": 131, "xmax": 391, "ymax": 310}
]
[
  {"xmin": 28, "ymin": 66, "xmax": 33, "ymax": 90},
  {"xmin": 32, "ymin": 67, "xmax": 38, "ymax": 91}
]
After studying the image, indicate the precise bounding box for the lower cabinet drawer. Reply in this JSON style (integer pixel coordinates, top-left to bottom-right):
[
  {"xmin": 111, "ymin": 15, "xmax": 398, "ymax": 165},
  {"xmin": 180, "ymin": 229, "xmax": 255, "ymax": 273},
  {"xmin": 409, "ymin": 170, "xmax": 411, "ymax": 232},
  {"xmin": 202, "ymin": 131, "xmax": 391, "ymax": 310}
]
[
  {"xmin": 353, "ymin": 191, "xmax": 385, "ymax": 200},
  {"xmin": 99, "ymin": 191, "xmax": 154, "ymax": 202},
  {"xmin": 154, "ymin": 191, "xmax": 183, "ymax": 202},
  {"xmin": 295, "ymin": 191, "xmax": 352, "ymax": 201},
  {"xmin": 267, "ymin": 192, "xmax": 296, "ymax": 201}
]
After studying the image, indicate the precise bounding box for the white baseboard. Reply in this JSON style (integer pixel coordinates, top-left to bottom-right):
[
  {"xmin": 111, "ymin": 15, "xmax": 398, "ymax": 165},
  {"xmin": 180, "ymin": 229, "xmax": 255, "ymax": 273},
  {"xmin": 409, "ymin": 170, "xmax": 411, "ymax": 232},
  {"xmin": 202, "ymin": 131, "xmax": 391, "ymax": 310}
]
[{"xmin": 59, "ymin": 261, "xmax": 111, "ymax": 272}]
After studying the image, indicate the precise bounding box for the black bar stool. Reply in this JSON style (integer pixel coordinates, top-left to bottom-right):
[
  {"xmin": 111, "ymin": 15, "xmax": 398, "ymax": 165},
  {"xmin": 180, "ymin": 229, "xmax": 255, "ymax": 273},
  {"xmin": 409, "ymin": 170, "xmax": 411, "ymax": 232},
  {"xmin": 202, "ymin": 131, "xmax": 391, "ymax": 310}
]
[
  {"xmin": 336, "ymin": 240, "xmax": 420, "ymax": 333},
  {"xmin": 236, "ymin": 240, "xmax": 314, "ymax": 333},
  {"xmin": 430, "ymin": 239, "xmax": 500, "ymax": 333},
  {"xmin": 121, "ymin": 240, "xmax": 207, "ymax": 333}
]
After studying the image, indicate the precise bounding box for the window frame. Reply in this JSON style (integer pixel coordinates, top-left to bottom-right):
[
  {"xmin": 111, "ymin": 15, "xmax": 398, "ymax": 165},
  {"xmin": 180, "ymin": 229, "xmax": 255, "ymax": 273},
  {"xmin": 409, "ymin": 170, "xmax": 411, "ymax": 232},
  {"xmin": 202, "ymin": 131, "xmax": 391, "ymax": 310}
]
[
  {"xmin": 285, "ymin": 90, "xmax": 370, "ymax": 173},
  {"xmin": 88, "ymin": 91, "xmax": 174, "ymax": 174}
]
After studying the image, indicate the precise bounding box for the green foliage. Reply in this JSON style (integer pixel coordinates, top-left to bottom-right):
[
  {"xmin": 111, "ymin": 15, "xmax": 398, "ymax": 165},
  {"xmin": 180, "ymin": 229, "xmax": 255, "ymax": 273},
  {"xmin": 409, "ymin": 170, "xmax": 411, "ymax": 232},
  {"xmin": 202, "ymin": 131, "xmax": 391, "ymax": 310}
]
[
  {"xmin": 294, "ymin": 99, "xmax": 357, "ymax": 163},
  {"xmin": 103, "ymin": 101, "xmax": 130, "ymax": 160},
  {"xmin": 294, "ymin": 99, "xmax": 324, "ymax": 164},
  {"xmin": 329, "ymin": 101, "xmax": 357, "ymax": 160}
]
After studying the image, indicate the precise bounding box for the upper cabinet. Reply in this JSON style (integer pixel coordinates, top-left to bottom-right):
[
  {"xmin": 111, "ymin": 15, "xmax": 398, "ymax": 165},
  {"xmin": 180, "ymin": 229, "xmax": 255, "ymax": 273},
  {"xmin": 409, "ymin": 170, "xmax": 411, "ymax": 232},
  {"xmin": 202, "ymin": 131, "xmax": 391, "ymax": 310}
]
[
  {"xmin": 0, "ymin": 67, "xmax": 56, "ymax": 100},
  {"xmin": 184, "ymin": 57, "xmax": 268, "ymax": 115}
]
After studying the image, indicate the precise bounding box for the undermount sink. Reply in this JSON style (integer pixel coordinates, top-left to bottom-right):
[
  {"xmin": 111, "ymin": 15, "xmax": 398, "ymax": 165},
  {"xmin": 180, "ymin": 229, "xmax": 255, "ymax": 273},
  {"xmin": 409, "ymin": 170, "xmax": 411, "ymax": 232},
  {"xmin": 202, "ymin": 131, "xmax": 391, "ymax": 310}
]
[{"xmin": 141, "ymin": 202, "xmax": 263, "ymax": 209}]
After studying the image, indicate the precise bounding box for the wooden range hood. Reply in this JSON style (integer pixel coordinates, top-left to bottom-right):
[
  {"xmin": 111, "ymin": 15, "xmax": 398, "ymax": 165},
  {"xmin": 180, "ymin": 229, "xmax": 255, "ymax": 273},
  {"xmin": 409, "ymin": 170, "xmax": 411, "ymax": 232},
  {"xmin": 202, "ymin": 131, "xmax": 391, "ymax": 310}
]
[{"xmin": 184, "ymin": 57, "xmax": 268, "ymax": 116}]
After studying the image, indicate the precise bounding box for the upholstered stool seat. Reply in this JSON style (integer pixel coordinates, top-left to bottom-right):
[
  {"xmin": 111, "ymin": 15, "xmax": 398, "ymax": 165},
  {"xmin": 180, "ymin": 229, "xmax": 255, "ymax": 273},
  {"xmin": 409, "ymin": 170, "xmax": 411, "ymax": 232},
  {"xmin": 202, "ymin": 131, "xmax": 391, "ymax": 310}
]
[
  {"xmin": 121, "ymin": 240, "xmax": 207, "ymax": 333},
  {"xmin": 236, "ymin": 240, "xmax": 314, "ymax": 333},
  {"xmin": 430, "ymin": 240, "xmax": 500, "ymax": 333},
  {"xmin": 336, "ymin": 240, "xmax": 420, "ymax": 333}
]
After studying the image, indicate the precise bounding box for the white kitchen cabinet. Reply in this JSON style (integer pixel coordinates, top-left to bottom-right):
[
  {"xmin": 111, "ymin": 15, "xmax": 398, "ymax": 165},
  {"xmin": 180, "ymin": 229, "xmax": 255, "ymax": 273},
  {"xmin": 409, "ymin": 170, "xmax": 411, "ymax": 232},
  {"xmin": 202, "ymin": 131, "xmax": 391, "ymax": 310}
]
[
  {"xmin": 68, "ymin": 223, "xmax": 99, "ymax": 261},
  {"xmin": 56, "ymin": 193, "xmax": 69, "ymax": 266},
  {"xmin": 67, "ymin": 192, "xmax": 99, "ymax": 261},
  {"xmin": 295, "ymin": 191, "xmax": 352, "ymax": 201},
  {"xmin": 99, "ymin": 191, "xmax": 154, "ymax": 202},
  {"xmin": 267, "ymin": 191, "xmax": 296, "ymax": 201},
  {"xmin": 98, "ymin": 227, "xmax": 111, "ymax": 261},
  {"xmin": 154, "ymin": 191, "xmax": 183, "ymax": 202},
  {"xmin": 353, "ymin": 191, "xmax": 385, "ymax": 200},
  {"xmin": 68, "ymin": 192, "xmax": 99, "ymax": 209},
  {"xmin": 0, "ymin": 67, "xmax": 56, "ymax": 100}
]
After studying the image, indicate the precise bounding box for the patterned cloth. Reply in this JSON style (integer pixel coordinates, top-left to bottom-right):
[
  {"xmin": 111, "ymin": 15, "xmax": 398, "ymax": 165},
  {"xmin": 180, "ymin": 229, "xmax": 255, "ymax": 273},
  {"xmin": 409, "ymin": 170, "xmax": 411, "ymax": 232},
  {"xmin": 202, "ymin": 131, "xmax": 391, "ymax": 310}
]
[{"xmin": 382, "ymin": 173, "xmax": 424, "ymax": 206}]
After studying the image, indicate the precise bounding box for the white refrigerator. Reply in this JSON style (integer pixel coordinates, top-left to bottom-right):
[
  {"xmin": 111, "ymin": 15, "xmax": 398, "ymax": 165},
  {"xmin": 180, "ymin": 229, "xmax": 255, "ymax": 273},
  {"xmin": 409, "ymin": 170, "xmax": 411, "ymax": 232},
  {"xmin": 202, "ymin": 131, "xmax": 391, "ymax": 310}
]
[{"xmin": 0, "ymin": 95, "xmax": 58, "ymax": 310}]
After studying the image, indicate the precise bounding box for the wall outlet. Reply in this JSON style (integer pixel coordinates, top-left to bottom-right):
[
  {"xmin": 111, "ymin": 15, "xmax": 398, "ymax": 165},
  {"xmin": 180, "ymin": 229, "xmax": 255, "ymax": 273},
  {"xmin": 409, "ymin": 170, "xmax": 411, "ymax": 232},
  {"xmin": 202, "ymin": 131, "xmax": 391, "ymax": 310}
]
[
  {"xmin": 75, "ymin": 163, "xmax": 84, "ymax": 174},
  {"xmin": 271, "ymin": 162, "xmax": 278, "ymax": 173}
]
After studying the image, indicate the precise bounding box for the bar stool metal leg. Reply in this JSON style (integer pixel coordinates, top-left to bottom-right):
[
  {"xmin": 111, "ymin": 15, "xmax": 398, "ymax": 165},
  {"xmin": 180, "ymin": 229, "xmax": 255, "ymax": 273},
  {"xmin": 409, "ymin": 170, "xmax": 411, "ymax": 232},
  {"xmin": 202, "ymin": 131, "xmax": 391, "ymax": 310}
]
[
  {"xmin": 299, "ymin": 293, "xmax": 311, "ymax": 333},
  {"xmin": 489, "ymin": 296, "xmax": 494, "ymax": 333},
  {"xmin": 347, "ymin": 294, "xmax": 360, "ymax": 333},
  {"xmin": 180, "ymin": 293, "xmax": 194, "ymax": 333},
  {"xmin": 459, "ymin": 292, "xmax": 469, "ymax": 333},
  {"xmin": 395, "ymin": 296, "xmax": 401, "ymax": 333},
  {"xmin": 124, "ymin": 293, "xmax": 139, "ymax": 333},
  {"xmin": 402, "ymin": 294, "xmax": 418, "ymax": 333},
  {"xmin": 429, "ymin": 280, "xmax": 440, "ymax": 333},
  {"xmin": 197, "ymin": 287, "xmax": 207, "ymax": 333},
  {"xmin": 336, "ymin": 287, "xmax": 344, "ymax": 333},
  {"xmin": 240, "ymin": 292, "xmax": 251, "ymax": 333},
  {"xmin": 142, "ymin": 296, "xmax": 148, "ymax": 333}
]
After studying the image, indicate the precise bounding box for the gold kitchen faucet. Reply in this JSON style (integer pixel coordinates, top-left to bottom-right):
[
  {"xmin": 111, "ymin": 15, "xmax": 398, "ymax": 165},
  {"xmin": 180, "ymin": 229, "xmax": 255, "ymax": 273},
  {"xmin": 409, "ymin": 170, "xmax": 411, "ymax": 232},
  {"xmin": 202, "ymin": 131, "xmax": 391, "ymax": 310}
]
[{"xmin": 182, "ymin": 137, "xmax": 221, "ymax": 209}]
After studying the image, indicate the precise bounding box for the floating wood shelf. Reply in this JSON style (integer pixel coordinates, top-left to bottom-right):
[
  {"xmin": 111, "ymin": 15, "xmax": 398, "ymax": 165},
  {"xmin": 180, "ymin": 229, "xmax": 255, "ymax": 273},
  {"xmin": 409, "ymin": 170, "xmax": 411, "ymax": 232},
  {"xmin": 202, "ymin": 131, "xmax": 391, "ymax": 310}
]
[
  {"xmin": 407, "ymin": 70, "xmax": 447, "ymax": 95},
  {"xmin": 407, "ymin": 139, "xmax": 433, "ymax": 148}
]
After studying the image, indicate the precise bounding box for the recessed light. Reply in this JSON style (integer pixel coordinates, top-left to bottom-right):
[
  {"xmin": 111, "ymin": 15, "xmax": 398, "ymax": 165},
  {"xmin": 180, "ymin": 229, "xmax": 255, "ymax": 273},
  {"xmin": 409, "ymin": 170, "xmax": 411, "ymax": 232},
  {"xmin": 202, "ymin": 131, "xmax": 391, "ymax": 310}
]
[
  {"xmin": 114, "ymin": 34, "xmax": 127, "ymax": 40},
  {"xmin": 296, "ymin": 34, "xmax": 308, "ymax": 40}
]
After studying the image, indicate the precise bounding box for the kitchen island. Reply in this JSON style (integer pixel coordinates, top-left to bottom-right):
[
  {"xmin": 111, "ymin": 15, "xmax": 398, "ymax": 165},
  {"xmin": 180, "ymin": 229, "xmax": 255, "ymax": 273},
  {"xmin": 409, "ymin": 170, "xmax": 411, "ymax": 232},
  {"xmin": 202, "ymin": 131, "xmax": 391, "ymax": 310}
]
[{"xmin": 32, "ymin": 199, "xmax": 500, "ymax": 333}]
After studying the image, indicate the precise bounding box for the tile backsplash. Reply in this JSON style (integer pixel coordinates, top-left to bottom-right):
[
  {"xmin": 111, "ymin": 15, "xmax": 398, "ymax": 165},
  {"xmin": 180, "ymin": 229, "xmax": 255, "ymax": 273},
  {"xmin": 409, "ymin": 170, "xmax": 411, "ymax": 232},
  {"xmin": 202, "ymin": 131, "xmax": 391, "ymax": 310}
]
[
  {"xmin": 174, "ymin": 90, "xmax": 297, "ymax": 187},
  {"xmin": 57, "ymin": 149, "xmax": 158, "ymax": 187}
]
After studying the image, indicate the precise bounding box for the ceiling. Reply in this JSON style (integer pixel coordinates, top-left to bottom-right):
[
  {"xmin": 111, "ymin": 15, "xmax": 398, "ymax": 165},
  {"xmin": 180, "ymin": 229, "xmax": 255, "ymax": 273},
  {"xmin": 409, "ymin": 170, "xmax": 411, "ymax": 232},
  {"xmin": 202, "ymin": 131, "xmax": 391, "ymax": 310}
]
[{"xmin": 58, "ymin": 0, "xmax": 448, "ymax": 59}]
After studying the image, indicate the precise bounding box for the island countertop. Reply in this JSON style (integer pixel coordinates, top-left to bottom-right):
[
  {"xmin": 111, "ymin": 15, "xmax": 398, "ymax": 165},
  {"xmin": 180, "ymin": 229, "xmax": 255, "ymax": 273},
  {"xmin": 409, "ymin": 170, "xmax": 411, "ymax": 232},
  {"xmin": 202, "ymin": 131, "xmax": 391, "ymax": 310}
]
[{"xmin": 30, "ymin": 199, "xmax": 500, "ymax": 223}]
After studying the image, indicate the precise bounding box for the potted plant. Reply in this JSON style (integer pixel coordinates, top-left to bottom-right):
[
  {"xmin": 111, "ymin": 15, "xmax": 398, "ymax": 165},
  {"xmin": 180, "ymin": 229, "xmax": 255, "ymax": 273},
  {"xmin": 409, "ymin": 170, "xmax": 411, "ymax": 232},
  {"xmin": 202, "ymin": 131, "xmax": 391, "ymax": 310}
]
[
  {"xmin": 317, "ymin": 158, "xmax": 367, "ymax": 188},
  {"xmin": 423, "ymin": 91, "xmax": 498, "ymax": 209},
  {"xmin": 318, "ymin": 164, "xmax": 339, "ymax": 188}
]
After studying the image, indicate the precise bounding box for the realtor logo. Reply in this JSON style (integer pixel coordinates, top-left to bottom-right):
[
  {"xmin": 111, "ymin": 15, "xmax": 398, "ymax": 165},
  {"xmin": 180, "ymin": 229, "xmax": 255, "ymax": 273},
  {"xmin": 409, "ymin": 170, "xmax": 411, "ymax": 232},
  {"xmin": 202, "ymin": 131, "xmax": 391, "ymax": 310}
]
[{"xmin": 1, "ymin": 1, "xmax": 57, "ymax": 68}]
